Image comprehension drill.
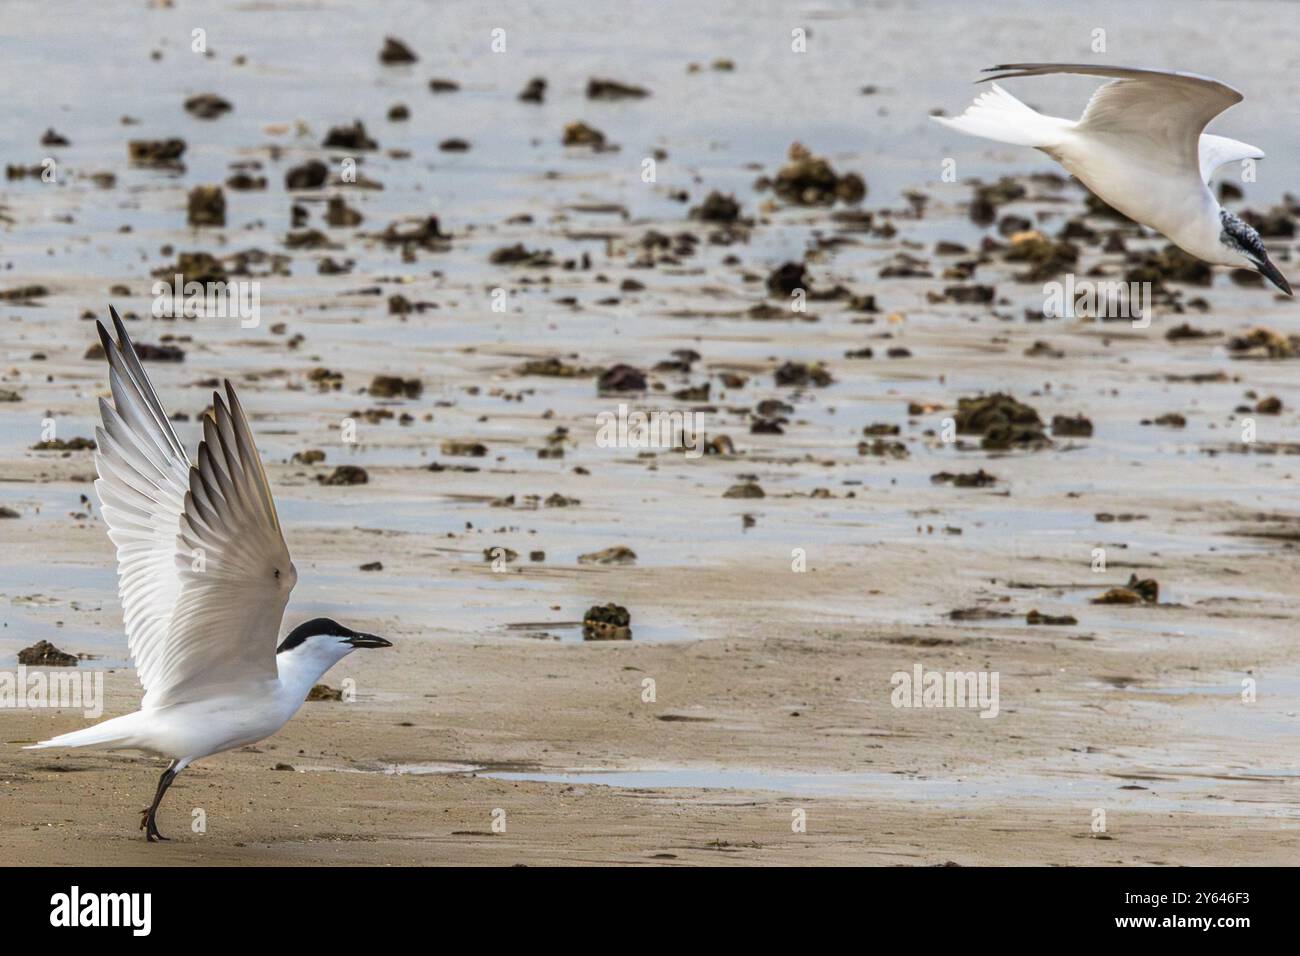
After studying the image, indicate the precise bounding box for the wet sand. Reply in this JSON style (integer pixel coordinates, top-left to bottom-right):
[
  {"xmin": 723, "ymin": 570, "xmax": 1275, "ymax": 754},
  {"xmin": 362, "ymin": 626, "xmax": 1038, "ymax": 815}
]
[{"xmin": 3, "ymin": 0, "xmax": 1300, "ymax": 864}]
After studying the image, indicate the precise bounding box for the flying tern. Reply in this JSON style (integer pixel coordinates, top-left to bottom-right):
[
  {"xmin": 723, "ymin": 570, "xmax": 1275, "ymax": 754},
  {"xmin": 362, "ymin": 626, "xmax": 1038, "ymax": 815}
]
[
  {"xmin": 934, "ymin": 63, "xmax": 1292, "ymax": 295},
  {"xmin": 26, "ymin": 308, "xmax": 392, "ymax": 841}
]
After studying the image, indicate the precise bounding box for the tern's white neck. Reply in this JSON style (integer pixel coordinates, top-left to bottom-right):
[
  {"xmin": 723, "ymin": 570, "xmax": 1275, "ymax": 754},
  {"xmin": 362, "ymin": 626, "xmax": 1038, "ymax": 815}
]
[
  {"xmin": 1175, "ymin": 195, "xmax": 1239, "ymax": 267},
  {"xmin": 275, "ymin": 639, "xmax": 355, "ymax": 703}
]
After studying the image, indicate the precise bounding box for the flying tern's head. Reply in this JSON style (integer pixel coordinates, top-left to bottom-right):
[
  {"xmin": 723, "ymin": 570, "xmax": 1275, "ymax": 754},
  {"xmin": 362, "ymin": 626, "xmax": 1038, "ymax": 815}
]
[
  {"xmin": 277, "ymin": 617, "xmax": 393, "ymax": 662},
  {"xmin": 1220, "ymin": 210, "xmax": 1292, "ymax": 295}
]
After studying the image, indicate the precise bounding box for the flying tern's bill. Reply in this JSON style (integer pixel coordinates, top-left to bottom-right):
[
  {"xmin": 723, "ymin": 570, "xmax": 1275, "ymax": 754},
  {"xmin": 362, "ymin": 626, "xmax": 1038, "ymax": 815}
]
[
  {"xmin": 26, "ymin": 308, "xmax": 392, "ymax": 841},
  {"xmin": 934, "ymin": 63, "xmax": 1292, "ymax": 295}
]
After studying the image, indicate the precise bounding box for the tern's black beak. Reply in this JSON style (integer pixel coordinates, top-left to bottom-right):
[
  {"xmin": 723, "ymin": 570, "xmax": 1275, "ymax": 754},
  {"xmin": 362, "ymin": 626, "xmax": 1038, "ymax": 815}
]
[
  {"xmin": 1254, "ymin": 253, "xmax": 1293, "ymax": 296},
  {"xmin": 346, "ymin": 633, "xmax": 393, "ymax": 649}
]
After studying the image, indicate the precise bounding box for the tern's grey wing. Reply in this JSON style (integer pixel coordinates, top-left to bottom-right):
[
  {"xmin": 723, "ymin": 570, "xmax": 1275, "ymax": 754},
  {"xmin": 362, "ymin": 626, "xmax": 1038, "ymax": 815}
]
[
  {"xmin": 150, "ymin": 381, "xmax": 297, "ymax": 708},
  {"xmin": 981, "ymin": 63, "xmax": 1243, "ymax": 99},
  {"xmin": 981, "ymin": 63, "xmax": 1244, "ymax": 179},
  {"xmin": 93, "ymin": 308, "xmax": 193, "ymax": 704}
]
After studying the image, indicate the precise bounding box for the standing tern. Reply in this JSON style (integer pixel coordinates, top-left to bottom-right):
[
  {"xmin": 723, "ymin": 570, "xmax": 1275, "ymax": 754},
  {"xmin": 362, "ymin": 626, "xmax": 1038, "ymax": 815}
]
[
  {"xmin": 934, "ymin": 63, "xmax": 1292, "ymax": 295},
  {"xmin": 26, "ymin": 308, "xmax": 392, "ymax": 841}
]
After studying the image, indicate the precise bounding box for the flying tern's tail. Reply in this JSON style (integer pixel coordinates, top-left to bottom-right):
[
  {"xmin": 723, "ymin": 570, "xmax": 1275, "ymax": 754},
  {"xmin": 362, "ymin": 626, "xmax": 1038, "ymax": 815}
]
[
  {"xmin": 24, "ymin": 711, "xmax": 145, "ymax": 751},
  {"xmin": 931, "ymin": 83, "xmax": 1072, "ymax": 149}
]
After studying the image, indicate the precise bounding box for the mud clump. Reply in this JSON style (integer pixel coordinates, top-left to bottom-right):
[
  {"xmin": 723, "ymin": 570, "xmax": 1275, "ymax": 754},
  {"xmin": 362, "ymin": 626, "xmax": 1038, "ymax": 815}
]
[
  {"xmin": 325, "ymin": 196, "xmax": 363, "ymax": 227},
  {"xmin": 930, "ymin": 469, "xmax": 997, "ymax": 487},
  {"xmin": 517, "ymin": 357, "xmax": 596, "ymax": 378},
  {"xmin": 285, "ymin": 160, "xmax": 328, "ymax": 190},
  {"xmin": 0, "ymin": 285, "xmax": 49, "ymax": 302},
  {"xmin": 184, "ymin": 94, "xmax": 232, "ymax": 119},
  {"xmin": 597, "ymin": 364, "xmax": 647, "ymax": 393},
  {"xmin": 583, "ymin": 603, "xmax": 632, "ymax": 641},
  {"xmin": 586, "ymin": 78, "xmax": 649, "ymax": 100},
  {"xmin": 319, "ymin": 465, "xmax": 368, "ymax": 485},
  {"xmin": 860, "ymin": 438, "xmax": 907, "ymax": 458},
  {"xmin": 323, "ymin": 120, "xmax": 377, "ymax": 151},
  {"xmin": 369, "ymin": 375, "xmax": 422, "ymax": 399},
  {"xmin": 563, "ymin": 121, "xmax": 612, "ymax": 150},
  {"xmin": 227, "ymin": 171, "xmax": 266, "ymax": 191},
  {"xmin": 155, "ymin": 251, "xmax": 226, "ymax": 285},
  {"xmin": 1093, "ymin": 574, "xmax": 1158, "ymax": 605},
  {"xmin": 371, "ymin": 216, "xmax": 450, "ymax": 252},
  {"xmin": 129, "ymin": 138, "xmax": 186, "ymax": 167},
  {"xmin": 690, "ymin": 191, "xmax": 742, "ymax": 223},
  {"xmin": 767, "ymin": 261, "xmax": 808, "ymax": 297},
  {"xmin": 938, "ymin": 285, "xmax": 995, "ymax": 305},
  {"xmin": 968, "ymin": 177, "xmax": 1026, "ymax": 226},
  {"xmin": 1051, "ymin": 414, "xmax": 1093, "ymax": 438},
  {"xmin": 1003, "ymin": 230, "xmax": 1078, "ymax": 283},
  {"xmin": 307, "ymin": 684, "xmax": 343, "ymax": 701},
  {"xmin": 130, "ymin": 342, "xmax": 184, "ymax": 362},
  {"xmin": 518, "ymin": 77, "xmax": 547, "ymax": 103},
  {"xmin": 379, "ymin": 37, "xmax": 418, "ymax": 64},
  {"xmin": 1256, "ymin": 395, "xmax": 1283, "ymax": 414},
  {"xmin": 774, "ymin": 361, "xmax": 833, "ymax": 388},
  {"xmin": 723, "ymin": 481, "xmax": 765, "ymax": 499},
  {"xmin": 1165, "ymin": 323, "xmax": 1217, "ymax": 341},
  {"xmin": 578, "ymin": 546, "xmax": 637, "ymax": 565},
  {"xmin": 1026, "ymin": 610, "xmax": 1077, "ymax": 626},
  {"xmin": 284, "ymin": 229, "xmax": 336, "ymax": 250},
  {"xmin": 1144, "ymin": 412, "xmax": 1187, "ymax": 428},
  {"xmin": 18, "ymin": 640, "xmax": 77, "ymax": 666},
  {"xmin": 763, "ymin": 142, "xmax": 865, "ymax": 206},
  {"xmin": 187, "ymin": 185, "xmax": 225, "ymax": 227},
  {"xmin": 954, "ymin": 392, "xmax": 1050, "ymax": 451},
  {"xmin": 31, "ymin": 437, "xmax": 96, "ymax": 451},
  {"xmin": 490, "ymin": 243, "xmax": 554, "ymax": 267},
  {"xmin": 1227, "ymin": 327, "xmax": 1299, "ymax": 359}
]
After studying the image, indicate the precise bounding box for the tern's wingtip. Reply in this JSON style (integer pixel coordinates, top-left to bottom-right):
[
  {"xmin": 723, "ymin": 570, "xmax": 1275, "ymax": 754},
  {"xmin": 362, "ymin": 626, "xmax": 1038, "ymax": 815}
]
[
  {"xmin": 108, "ymin": 304, "xmax": 128, "ymax": 341},
  {"xmin": 95, "ymin": 318, "xmax": 115, "ymax": 353}
]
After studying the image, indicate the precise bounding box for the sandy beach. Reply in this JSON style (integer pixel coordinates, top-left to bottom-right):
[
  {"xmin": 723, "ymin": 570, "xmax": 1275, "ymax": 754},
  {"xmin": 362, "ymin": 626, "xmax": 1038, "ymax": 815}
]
[{"xmin": 3, "ymin": 0, "xmax": 1300, "ymax": 865}]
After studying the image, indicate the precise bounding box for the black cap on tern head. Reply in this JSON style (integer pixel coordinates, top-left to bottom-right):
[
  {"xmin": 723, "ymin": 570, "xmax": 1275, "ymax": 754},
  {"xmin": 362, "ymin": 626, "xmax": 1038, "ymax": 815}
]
[
  {"xmin": 1220, "ymin": 209, "xmax": 1293, "ymax": 296},
  {"xmin": 277, "ymin": 617, "xmax": 393, "ymax": 653}
]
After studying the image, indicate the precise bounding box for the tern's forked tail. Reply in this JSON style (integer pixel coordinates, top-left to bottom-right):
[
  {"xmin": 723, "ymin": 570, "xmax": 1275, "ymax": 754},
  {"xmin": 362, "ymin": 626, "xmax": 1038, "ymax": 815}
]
[
  {"xmin": 931, "ymin": 82, "xmax": 1072, "ymax": 149},
  {"xmin": 23, "ymin": 711, "xmax": 145, "ymax": 751}
]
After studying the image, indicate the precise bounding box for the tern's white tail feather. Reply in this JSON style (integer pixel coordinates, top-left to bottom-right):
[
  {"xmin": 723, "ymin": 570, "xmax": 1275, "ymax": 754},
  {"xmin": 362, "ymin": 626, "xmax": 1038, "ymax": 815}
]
[
  {"xmin": 932, "ymin": 83, "xmax": 1072, "ymax": 149},
  {"xmin": 24, "ymin": 711, "xmax": 147, "ymax": 751}
]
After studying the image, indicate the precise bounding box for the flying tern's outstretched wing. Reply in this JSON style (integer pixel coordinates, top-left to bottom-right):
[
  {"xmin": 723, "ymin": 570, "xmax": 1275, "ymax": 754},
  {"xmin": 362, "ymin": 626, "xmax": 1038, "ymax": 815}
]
[{"xmin": 980, "ymin": 64, "xmax": 1245, "ymax": 179}]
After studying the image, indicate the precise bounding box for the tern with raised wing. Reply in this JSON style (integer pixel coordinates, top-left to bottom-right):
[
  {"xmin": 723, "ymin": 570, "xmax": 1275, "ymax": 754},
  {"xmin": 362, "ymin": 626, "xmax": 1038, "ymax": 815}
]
[
  {"xmin": 26, "ymin": 308, "xmax": 392, "ymax": 841},
  {"xmin": 934, "ymin": 63, "xmax": 1292, "ymax": 294}
]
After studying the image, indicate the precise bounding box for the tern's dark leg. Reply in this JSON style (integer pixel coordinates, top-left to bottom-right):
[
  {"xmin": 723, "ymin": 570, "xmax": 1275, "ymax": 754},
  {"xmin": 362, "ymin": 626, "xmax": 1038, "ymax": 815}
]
[{"xmin": 139, "ymin": 760, "xmax": 178, "ymax": 842}]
